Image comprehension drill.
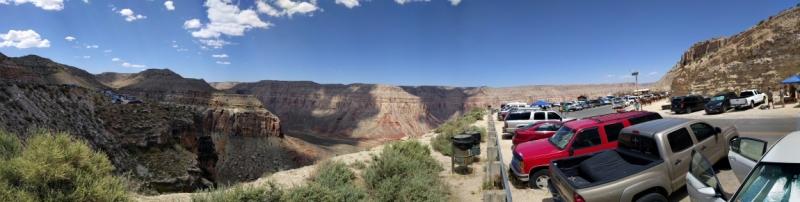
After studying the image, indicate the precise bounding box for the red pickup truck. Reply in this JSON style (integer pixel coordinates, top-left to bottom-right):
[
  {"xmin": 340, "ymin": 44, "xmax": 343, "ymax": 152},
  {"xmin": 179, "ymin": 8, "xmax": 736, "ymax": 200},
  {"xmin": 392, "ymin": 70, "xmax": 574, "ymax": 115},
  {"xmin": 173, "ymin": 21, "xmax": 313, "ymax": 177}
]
[{"xmin": 509, "ymin": 111, "xmax": 662, "ymax": 189}]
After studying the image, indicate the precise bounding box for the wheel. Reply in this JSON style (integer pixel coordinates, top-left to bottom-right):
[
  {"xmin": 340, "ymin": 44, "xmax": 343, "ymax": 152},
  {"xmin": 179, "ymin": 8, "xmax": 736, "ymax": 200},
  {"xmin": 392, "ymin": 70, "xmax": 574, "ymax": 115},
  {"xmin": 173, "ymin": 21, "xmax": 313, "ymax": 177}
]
[
  {"xmin": 686, "ymin": 107, "xmax": 691, "ymax": 114},
  {"xmin": 635, "ymin": 193, "xmax": 668, "ymax": 202},
  {"xmin": 750, "ymin": 101, "xmax": 754, "ymax": 109},
  {"xmin": 722, "ymin": 105, "xmax": 728, "ymax": 113},
  {"xmin": 529, "ymin": 169, "xmax": 550, "ymax": 189}
]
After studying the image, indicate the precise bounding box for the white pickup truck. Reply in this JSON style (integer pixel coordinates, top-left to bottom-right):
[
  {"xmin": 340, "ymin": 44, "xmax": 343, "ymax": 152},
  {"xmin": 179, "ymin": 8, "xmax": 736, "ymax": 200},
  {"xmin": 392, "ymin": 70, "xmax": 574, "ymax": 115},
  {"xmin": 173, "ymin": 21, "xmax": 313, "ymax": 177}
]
[{"xmin": 729, "ymin": 90, "xmax": 766, "ymax": 110}]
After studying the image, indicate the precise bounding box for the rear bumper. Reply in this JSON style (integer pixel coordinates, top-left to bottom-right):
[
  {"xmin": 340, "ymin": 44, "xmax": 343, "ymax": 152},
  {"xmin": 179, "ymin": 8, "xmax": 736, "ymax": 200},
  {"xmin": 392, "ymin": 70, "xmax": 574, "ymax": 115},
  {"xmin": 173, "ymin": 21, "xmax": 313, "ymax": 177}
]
[
  {"xmin": 547, "ymin": 179, "xmax": 565, "ymax": 202},
  {"xmin": 504, "ymin": 128, "xmax": 517, "ymax": 133}
]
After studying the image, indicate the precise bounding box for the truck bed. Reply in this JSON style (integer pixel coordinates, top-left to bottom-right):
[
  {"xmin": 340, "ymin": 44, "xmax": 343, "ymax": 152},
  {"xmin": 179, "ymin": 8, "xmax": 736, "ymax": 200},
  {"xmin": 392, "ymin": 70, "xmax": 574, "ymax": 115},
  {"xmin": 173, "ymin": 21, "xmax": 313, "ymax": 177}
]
[{"xmin": 551, "ymin": 149, "xmax": 663, "ymax": 189}]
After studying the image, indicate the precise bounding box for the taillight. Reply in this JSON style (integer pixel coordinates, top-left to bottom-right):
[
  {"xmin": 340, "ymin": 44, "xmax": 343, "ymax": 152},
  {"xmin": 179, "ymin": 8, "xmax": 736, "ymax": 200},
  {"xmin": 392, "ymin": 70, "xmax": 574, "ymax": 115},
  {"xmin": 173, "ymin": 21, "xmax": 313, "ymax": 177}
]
[
  {"xmin": 574, "ymin": 192, "xmax": 586, "ymax": 202},
  {"xmin": 681, "ymin": 103, "xmax": 684, "ymax": 108},
  {"xmin": 504, "ymin": 122, "xmax": 508, "ymax": 129}
]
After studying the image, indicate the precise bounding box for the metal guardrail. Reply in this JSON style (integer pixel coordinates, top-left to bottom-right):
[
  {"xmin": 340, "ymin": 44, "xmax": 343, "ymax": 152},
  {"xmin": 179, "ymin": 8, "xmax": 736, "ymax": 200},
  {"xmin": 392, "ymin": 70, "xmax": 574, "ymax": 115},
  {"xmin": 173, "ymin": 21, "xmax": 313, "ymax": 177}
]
[{"xmin": 487, "ymin": 114, "xmax": 513, "ymax": 202}]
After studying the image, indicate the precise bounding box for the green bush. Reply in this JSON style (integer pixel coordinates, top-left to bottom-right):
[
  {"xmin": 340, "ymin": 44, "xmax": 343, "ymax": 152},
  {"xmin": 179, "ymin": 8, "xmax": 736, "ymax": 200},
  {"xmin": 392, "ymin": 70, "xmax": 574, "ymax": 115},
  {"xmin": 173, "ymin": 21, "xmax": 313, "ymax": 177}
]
[
  {"xmin": 362, "ymin": 140, "xmax": 449, "ymax": 202},
  {"xmin": 311, "ymin": 161, "xmax": 366, "ymax": 202},
  {"xmin": 282, "ymin": 183, "xmax": 336, "ymax": 202},
  {"xmin": 0, "ymin": 129, "xmax": 130, "ymax": 202},
  {"xmin": 431, "ymin": 107, "xmax": 488, "ymax": 156},
  {"xmin": 192, "ymin": 182, "xmax": 284, "ymax": 202}
]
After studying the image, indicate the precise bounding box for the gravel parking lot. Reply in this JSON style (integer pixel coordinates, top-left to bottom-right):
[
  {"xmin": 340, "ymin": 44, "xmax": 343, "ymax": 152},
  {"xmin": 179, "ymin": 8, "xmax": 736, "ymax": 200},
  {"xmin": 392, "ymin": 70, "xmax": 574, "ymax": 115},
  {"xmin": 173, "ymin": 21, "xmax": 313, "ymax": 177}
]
[{"xmin": 493, "ymin": 100, "xmax": 800, "ymax": 202}]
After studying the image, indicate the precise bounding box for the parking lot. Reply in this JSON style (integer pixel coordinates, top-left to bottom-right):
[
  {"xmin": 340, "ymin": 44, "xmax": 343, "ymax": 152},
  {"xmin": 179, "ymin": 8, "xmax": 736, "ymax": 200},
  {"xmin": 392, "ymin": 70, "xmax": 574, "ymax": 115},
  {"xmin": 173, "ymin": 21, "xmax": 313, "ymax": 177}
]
[{"xmin": 495, "ymin": 102, "xmax": 799, "ymax": 202}]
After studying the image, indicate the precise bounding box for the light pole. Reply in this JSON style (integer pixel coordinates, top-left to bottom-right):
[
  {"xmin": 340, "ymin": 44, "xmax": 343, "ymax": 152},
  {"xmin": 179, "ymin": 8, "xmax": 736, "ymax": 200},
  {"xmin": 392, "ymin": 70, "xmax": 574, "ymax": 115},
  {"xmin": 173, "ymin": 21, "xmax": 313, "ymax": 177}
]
[{"xmin": 631, "ymin": 70, "xmax": 639, "ymax": 96}]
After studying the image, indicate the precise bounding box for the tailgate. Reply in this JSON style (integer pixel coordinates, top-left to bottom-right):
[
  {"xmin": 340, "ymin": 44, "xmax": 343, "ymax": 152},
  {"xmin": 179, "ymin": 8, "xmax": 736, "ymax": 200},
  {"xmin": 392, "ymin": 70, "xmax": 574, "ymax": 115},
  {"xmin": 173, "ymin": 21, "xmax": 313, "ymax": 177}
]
[
  {"xmin": 548, "ymin": 165, "xmax": 576, "ymax": 201},
  {"xmin": 730, "ymin": 98, "xmax": 746, "ymax": 105}
]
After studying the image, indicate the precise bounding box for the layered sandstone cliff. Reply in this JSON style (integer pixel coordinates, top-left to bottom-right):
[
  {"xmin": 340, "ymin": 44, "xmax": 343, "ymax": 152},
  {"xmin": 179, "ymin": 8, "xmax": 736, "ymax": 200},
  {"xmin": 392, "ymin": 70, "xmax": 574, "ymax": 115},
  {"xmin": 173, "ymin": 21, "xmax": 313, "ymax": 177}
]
[{"xmin": 662, "ymin": 6, "xmax": 800, "ymax": 96}]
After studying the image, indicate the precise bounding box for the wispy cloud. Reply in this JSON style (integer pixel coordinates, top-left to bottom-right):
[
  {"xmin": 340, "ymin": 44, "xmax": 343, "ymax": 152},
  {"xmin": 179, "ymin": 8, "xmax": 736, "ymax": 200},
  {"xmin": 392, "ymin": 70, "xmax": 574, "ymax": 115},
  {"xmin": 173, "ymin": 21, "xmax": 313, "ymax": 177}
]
[
  {"xmin": 83, "ymin": 56, "xmax": 90, "ymax": 59},
  {"xmin": 647, "ymin": 71, "xmax": 658, "ymax": 77},
  {"xmin": 216, "ymin": 61, "xmax": 230, "ymax": 65},
  {"xmin": 103, "ymin": 50, "xmax": 112, "ymax": 52},
  {"xmin": 65, "ymin": 36, "xmax": 75, "ymax": 41},
  {"xmin": 111, "ymin": 58, "xmax": 121, "ymax": 62},
  {"xmin": 122, "ymin": 62, "xmax": 145, "ymax": 68},
  {"xmin": 604, "ymin": 74, "xmax": 615, "ymax": 78},
  {"xmin": 618, "ymin": 75, "xmax": 634, "ymax": 79},
  {"xmin": 212, "ymin": 54, "xmax": 228, "ymax": 58}
]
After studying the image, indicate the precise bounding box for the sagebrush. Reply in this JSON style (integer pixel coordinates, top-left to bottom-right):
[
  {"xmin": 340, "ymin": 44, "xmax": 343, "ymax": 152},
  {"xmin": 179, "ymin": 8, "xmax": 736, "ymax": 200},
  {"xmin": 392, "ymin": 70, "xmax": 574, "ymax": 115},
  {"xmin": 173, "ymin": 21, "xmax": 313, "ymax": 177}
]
[{"xmin": 432, "ymin": 107, "xmax": 488, "ymax": 156}]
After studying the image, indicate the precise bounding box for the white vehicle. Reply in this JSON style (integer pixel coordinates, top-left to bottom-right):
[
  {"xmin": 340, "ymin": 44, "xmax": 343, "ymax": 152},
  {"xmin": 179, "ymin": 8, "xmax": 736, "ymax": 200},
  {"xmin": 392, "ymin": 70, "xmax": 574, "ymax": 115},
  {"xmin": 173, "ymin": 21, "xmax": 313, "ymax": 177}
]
[
  {"xmin": 502, "ymin": 111, "xmax": 576, "ymax": 133},
  {"xmin": 686, "ymin": 131, "xmax": 798, "ymax": 202},
  {"xmin": 503, "ymin": 102, "xmax": 529, "ymax": 108},
  {"xmin": 729, "ymin": 90, "xmax": 766, "ymax": 110}
]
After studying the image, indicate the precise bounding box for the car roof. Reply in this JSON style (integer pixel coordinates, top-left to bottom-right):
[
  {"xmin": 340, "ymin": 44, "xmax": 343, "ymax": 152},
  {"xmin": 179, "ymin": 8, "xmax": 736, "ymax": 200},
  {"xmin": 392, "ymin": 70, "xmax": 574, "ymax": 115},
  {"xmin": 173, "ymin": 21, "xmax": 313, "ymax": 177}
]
[
  {"xmin": 563, "ymin": 111, "xmax": 658, "ymax": 129},
  {"xmin": 760, "ymin": 131, "xmax": 800, "ymax": 163},
  {"xmin": 619, "ymin": 118, "xmax": 695, "ymax": 138}
]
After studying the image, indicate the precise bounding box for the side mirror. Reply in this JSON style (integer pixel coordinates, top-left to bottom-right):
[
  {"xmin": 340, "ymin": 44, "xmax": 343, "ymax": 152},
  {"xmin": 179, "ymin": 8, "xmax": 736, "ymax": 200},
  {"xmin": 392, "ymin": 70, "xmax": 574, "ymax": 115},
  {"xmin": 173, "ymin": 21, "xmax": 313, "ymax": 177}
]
[
  {"xmin": 730, "ymin": 138, "xmax": 740, "ymax": 153},
  {"xmin": 697, "ymin": 187, "xmax": 718, "ymax": 197},
  {"xmin": 714, "ymin": 127, "xmax": 722, "ymax": 134}
]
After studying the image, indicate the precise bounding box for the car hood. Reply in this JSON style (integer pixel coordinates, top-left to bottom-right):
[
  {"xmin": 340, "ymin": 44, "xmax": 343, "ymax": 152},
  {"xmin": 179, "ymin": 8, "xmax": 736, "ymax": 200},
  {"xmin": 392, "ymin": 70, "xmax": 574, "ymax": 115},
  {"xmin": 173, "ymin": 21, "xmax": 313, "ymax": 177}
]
[
  {"xmin": 515, "ymin": 138, "xmax": 561, "ymax": 157},
  {"xmin": 706, "ymin": 100, "xmax": 724, "ymax": 106}
]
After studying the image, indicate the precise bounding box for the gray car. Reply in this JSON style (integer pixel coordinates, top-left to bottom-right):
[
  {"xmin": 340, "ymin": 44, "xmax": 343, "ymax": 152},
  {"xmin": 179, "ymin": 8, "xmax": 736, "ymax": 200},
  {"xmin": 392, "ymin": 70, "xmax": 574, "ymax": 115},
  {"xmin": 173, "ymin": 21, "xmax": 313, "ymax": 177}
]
[{"xmin": 564, "ymin": 103, "xmax": 583, "ymax": 111}]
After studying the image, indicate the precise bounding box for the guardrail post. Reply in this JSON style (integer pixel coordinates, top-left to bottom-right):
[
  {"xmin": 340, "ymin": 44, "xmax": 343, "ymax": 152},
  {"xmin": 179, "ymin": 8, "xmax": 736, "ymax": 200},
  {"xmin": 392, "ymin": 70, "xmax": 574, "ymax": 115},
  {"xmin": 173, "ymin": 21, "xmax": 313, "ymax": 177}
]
[{"xmin": 482, "ymin": 111, "xmax": 512, "ymax": 202}]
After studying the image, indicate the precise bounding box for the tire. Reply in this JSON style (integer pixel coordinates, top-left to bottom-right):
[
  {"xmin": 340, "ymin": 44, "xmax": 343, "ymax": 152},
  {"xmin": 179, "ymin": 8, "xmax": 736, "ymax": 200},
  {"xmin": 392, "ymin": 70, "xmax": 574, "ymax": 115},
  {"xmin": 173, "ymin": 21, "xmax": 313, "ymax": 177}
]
[
  {"xmin": 529, "ymin": 169, "xmax": 550, "ymax": 189},
  {"xmin": 686, "ymin": 107, "xmax": 691, "ymax": 114},
  {"xmin": 750, "ymin": 101, "xmax": 754, "ymax": 109},
  {"xmin": 635, "ymin": 193, "xmax": 668, "ymax": 202},
  {"xmin": 722, "ymin": 105, "xmax": 728, "ymax": 114}
]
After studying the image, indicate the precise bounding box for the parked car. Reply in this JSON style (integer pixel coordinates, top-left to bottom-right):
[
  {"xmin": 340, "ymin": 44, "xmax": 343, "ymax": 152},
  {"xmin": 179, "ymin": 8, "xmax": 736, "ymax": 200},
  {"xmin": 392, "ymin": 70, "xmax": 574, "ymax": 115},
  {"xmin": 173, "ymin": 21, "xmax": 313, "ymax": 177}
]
[
  {"xmin": 672, "ymin": 94, "xmax": 708, "ymax": 114},
  {"xmin": 564, "ymin": 103, "xmax": 583, "ymax": 111},
  {"xmin": 549, "ymin": 118, "xmax": 739, "ymax": 202},
  {"xmin": 612, "ymin": 99, "xmax": 626, "ymax": 109},
  {"xmin": 497, "ymin": 106, "xmax": 513, "ymax": 120},
  {"xmin": 704, "ymin": 92, "xmax": 738, "ymax": 114},
  {"xmin": 503, "ymin": 111, "xmax": 574, "ymax": 133},
  {"xmin": 729, "ymin": 89, "xmax": 766, "ymax": 110},
  {"xmin": 686, "ymin": 131, "xmax": 795, "ymax": 202},
  {"xmin": 510, "ymin": 111, "xmax": 663, "ymax": 189},
  {"xmin": 511, "ymin": 121, "xmax": 564, "ymax": 150}
]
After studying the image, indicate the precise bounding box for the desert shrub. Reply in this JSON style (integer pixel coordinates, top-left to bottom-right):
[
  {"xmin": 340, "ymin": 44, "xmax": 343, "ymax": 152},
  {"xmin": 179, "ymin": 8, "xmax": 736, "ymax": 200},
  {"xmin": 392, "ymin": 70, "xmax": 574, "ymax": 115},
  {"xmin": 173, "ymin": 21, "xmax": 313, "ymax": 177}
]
[
  {"xmin": 192, "ymin": 182, "xmax": 284, "ymax": 202},
  {"xmin": 307, "ymin": 161, "xmax": 366, "ymax": 202},
  {"xmin": 362, "ymin": 140, "xmax": 448, "ymax": 202},
  {"xmin": 432, "ymin": 107, "xmax": 488, "ymax": 156},
  {"xmin": 282, "ymin": 183, "xmax": 337, "ymax": 202},
  {"xmin": 0, "ymin": 130, "xmax": 22, "ymax": 160},
  {"xmin": 0, "ymin": 129, "xmax": 130, "ymax": 201}
]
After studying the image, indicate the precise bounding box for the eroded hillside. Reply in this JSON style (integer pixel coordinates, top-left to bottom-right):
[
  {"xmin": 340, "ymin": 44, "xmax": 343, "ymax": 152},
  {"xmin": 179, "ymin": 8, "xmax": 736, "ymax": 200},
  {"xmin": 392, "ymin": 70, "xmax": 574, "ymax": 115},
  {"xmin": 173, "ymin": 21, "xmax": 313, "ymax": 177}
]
[{"xmin": 657, "ymin": 5, "xmax": 800, "ymax": 95}]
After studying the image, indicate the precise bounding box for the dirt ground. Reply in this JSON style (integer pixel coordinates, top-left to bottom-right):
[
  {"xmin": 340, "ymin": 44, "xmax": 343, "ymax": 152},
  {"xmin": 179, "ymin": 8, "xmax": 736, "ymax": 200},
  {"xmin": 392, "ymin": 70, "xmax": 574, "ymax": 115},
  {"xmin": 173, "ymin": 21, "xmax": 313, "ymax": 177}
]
[{"xmin": 641, "ymin": 98, "xmax": 800, "ymax": 119}]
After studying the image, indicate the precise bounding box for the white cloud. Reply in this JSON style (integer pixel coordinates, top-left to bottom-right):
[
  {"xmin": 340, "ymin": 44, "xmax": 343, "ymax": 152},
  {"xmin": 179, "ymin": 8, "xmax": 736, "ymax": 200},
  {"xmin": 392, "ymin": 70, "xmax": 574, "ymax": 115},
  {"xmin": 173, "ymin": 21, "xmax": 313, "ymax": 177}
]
[
  {"xmin": 604, "ymin": 74, "xmax": 615, "ymax": 78},
  {"xmin": 257, "ymin": 0, "xmax": 318, "ymax": 18},
  {"xmin": 395, "ymin": 0, "xmax": 429, "ymax": 5},
  {"xmin": 83, "ymin": 0, "xmax": 88, "ymax": 3},
  {"xmin": 86, "ymin": 45, "xmax": 98, "ymax": 48},
  {"xmin": 335, "ymin": 0, "xmax": 359, "ymax": 8},
  {"xmin": 183, "ymin": 19, "xmax": 202, "ymax": 29},
  {"xmin": 648, "ymin": 71, "xmax": 658, "ymax": 76},
  {"xmin": 164, "ymin": 1, "xmax": 174, "ymax": 10},
  {"xmin": 177, "ymin": 48, "xmax": 188, "ymax": 51},
  {"xmin": 448, "ymin": 0, "xmax": 460, "ymax": 6},
  {"xmin": 172, "ymin": 44, "xmax": 178, "ymax": 48},
  {"xmin": 186, "ymin": 0, "xmax": 273, "ymax": 38},
  {"xmin": 122, "ymin": 62, "xmax": 145, "ymax": 68},
  {"xmin": 211, "ymin": 54, "xmax": 228, "ymax": 58},
  {"xmin": 618, "ymin": 75, "xmax": 634, "ymax": 79},
  {"xmin": 83, "ymin": 55, "xmax": 90, "ymax": 59},
  {"xmin": 0, "ymin": 0, "xmax": 64, "ymax": 10},
  {"xmin": 199, "ymin": 39, "xmax": 233, "ymax": 48},
  {"xmin": 119, "ymin": 8, "xmax": 146, "ymax": 22},
  {"xmin": 216, "ymin": 61, "xmax": 230, "ymax": 65},
  {"xmin": 0, "ymin": 29, "xmax": 51, "ymax": 49},
  {"xmin": 65, "ymin": 36, "xmax": 75, "ymax": 41},
  {"xmin": 200, "ymin": 46, "xmax": 209, "ymax": 50},
  {"xmin": 111, "ymin": 58, "xmax": 121, "ymax": 61},
  {"xmin": 103, "ymin": 50, "xmax": 112, "ymax": 52}
]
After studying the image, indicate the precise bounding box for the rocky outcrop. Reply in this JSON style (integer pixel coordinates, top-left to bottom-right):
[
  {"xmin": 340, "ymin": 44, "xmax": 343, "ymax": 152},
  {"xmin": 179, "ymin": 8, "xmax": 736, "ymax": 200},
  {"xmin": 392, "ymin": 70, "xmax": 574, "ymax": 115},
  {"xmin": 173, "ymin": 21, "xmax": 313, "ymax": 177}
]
[{"xmin": 665, "ymin": 5, "xmax": 800, "ymax": 96}]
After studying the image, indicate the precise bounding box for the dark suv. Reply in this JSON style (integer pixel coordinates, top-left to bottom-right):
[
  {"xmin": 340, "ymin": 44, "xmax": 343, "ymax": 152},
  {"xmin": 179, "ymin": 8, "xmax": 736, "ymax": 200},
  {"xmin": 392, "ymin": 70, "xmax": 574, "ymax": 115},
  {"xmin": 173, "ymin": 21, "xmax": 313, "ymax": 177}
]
[
  {"xmin": 705, "ymin": 92, "xmax": 737, "ymax": 114},
  {"xmin": 671, "ymin": 94, "xmax": 708, "ymax": 114}
]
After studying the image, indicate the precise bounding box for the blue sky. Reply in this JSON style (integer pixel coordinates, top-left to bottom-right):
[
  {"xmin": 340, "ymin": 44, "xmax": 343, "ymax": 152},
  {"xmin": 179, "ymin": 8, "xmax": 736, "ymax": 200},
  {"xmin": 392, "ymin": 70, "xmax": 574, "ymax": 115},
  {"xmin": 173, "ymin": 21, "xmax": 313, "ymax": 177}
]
[{"xmin": 0, "ymin": 0, "xmax": 797, "ymax": 87}]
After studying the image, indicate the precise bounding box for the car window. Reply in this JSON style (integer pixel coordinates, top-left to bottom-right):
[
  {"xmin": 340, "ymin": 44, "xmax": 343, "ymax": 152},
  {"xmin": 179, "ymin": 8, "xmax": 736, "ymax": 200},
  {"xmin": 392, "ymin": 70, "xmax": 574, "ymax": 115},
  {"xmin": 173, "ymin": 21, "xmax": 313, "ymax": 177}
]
[
  {"xmin": 667, "ymin": 128, "xmax": 694, "ymax": 153},
  {"xmin": 690, "ymin": 150, "xmax": 719, "ymax": 188},
  {"xmin": 603, "ymin": 123, "xmax": 624, "ymax": 142},
  {"xmin": 505, "ymin": 112, "xmax": 531, "ymax": 120},
  {"xmin": 731, "ymin": 138, "xmax": 767, "ymax": 162},
  {"xmin": 547, "ymin": 112, "xmax": 562, "ymax": 120},
  {"xmin": 535, "ymin": 124, "xmax": 552, "ymax": 132},
  {"xmin": 533, "ymin": 112, "xmax": 546, "ymax": 120},
  {"xmin": 689, "ymin": 123, "xmax": 715, "ymax": 141},
  {"xmin": 732, "ymin": 163, "xmax": 800, "ymax": 202},
  {"xmin": 618, "ymin": 133, "xmax": 660, "ymax": 158},
  {"xmin": 572, "ymin": 128, "xmax": 602, "ymax": 150},
  {"xmin": 628, "ymin": 113, "xmax": 662, "ymax": 125}
]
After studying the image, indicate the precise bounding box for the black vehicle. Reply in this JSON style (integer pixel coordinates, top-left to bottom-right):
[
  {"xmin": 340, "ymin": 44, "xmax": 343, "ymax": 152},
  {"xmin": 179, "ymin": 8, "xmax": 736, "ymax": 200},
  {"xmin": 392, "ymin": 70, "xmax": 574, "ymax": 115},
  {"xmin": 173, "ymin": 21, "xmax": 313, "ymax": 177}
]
[
  {"xmin": 704, "ymin": 92, "xmax": 737, "ymax": 114},
  {"xmin": 671, "ymin": 94, "xmax": 708, "ymax": 114},
  {"xmin": 587, "ymin": 99, "xmax": 601, "ymax": 107}
]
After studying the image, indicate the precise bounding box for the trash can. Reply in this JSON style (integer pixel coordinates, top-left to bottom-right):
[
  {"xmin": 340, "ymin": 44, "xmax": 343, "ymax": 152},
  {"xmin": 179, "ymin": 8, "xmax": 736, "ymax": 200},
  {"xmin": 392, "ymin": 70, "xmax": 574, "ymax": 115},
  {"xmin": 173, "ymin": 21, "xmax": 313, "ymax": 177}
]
[
  {"xmin": 465, "ymin": 131, "xmax": 481, "ymax": 156},
  {"xmin": 451, "ymin": 134, "xmax": 475, "ymax": 172}
]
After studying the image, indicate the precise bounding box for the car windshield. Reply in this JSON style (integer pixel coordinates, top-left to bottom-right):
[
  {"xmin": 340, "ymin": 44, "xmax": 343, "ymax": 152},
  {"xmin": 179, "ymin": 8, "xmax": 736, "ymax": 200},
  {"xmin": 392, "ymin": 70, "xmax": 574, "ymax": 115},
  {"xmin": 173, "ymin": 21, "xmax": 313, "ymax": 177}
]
[
  {"xmin": 548, "ymin": 126, "xmax": 576, "ymax": 150},
  {"xmin": 733, "ymin": 163, "xmax": 800, "ymax": 202},
  {"xmin": 712, "ymin": 95, "xmax": 726, "ymax": 101}
]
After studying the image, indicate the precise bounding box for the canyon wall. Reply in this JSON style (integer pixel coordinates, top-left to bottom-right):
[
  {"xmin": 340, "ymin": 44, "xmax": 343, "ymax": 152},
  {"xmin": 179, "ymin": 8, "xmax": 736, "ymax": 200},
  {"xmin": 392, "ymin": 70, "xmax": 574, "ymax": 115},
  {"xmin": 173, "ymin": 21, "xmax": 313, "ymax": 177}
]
[{"xmin": 227, "ymin": 81, "xmax": 652, "ymax": 141}]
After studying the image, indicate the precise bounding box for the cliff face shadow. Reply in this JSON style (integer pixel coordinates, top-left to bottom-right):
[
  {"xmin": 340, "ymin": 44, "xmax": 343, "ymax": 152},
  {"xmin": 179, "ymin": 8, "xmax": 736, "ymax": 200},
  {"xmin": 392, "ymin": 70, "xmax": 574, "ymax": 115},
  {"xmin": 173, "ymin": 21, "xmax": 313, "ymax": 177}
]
[
  {"xmin": 401, "ymin": 86, "xmax": 485, "ymax": 129},
  {"xmin": 227, "ymin": 81, "xmax": 380, "ymax": 151}
]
